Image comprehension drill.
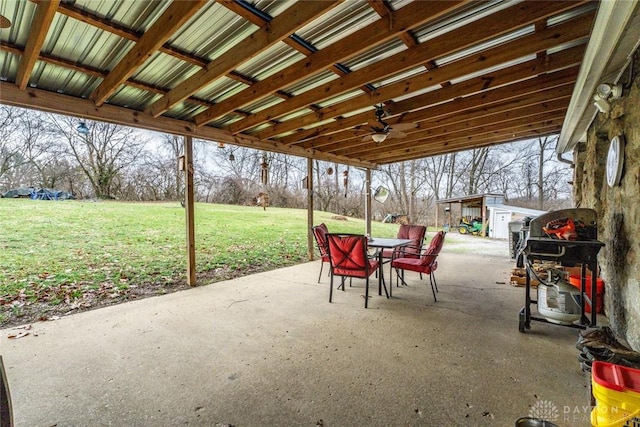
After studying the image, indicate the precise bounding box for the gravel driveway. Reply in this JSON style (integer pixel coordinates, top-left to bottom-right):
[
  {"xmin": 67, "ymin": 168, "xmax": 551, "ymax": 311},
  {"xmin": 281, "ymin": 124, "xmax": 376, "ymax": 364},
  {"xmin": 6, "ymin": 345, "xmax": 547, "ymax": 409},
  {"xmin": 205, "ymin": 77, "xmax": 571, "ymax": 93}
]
[{"xmin": 439, "ymin": 231, "xmax": 511, "ymax": 257}]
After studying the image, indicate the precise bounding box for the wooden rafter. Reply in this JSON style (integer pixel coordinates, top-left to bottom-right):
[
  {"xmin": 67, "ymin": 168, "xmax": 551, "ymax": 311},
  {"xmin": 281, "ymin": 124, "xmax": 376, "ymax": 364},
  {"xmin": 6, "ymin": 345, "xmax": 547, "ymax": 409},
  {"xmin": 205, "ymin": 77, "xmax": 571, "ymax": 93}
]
[
  {"xmin": 292, "ymin": 66, "xmax": 578, "ymax": 152},
  {"xmin": 15, "ymin": 0, "xmax": 60, "ymax": 90},
  {"xmin": 0, "ymin": 82, "xmax": 376, "ymax": 169},
  {"xmin": 146, "ymin": 1, "xmax": 339, "ymax": 118},
  {"xmin": 0, "ymin": 0, "xmax": 602, "ymax": 167},
  {"xmin": 256, "ymin": 8, "xmax": 593, "ymax": 141},
  {"xmin": 90, "ymin": 0, "xmax": 207, "ymax": 106},
  {"xmin": 193, "ymin": 0, "xmax": 469, "ymax": 126}
]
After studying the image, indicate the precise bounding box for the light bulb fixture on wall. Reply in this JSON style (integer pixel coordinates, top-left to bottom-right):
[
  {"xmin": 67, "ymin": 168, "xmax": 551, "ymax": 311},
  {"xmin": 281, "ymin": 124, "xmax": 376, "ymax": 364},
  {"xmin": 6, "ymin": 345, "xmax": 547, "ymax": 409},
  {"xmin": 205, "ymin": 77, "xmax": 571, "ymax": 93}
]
[
  {"xmin": 76, "ymin": 121, "xmax": 89, "ymax": 135},
  {"xmin": 593, "ymin": 83, "xmax": 622, "ymax": 114},
  {"xmin": 371, "ymin": 132, "xmax": 387, "ymax": 143}
]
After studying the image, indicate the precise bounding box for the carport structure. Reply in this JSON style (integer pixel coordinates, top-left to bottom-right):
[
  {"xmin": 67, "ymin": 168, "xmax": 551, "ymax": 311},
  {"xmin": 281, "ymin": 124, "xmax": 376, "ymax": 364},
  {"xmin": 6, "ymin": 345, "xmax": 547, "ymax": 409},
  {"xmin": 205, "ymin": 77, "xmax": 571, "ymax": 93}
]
[
  {"xmin": 2, "ymin": 1, "xmax": 640, "ymax": 425},
  {"xmin": 0, "ymin": 0, "xmax": 637, "ymax": 283},
  {"xmin": 0, "ymin": 0, "xmax": 639, "ymax": 283}
]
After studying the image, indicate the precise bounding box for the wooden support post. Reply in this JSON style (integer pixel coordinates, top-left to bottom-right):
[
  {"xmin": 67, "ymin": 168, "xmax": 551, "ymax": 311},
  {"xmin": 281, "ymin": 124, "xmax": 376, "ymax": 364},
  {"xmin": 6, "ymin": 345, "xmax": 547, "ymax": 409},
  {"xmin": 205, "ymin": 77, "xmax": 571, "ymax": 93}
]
[
  {"xmin": 365, "ymin": 168, "xmax": 372, "ymax": 236},
  {"xmin": 184, "ymin": 135, "xmax": 196, "ymax": 286},
  {"xmin": 307, "ymin": 157, "xmax": 314, "ymax": 261}
]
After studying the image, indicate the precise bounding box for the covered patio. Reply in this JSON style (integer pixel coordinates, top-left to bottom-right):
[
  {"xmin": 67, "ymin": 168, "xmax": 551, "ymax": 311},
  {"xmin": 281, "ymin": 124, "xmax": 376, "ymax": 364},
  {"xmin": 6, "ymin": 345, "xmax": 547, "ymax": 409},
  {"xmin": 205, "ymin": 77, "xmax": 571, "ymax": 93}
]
[
  {"xmin": 1, "ymin": 247, "xmax": 592, "ymax": 426},
  {"xmin": 1, "ymin": 1, "xmax": 639, "ymax": 425}
]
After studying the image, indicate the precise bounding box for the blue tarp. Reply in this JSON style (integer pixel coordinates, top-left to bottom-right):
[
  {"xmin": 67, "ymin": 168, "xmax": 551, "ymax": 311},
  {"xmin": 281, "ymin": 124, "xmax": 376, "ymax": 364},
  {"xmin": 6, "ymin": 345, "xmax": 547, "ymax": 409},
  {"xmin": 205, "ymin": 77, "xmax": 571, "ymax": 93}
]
[{"xmin": 2, "ymin": 187, "xmax": 75, "ymax": 200}]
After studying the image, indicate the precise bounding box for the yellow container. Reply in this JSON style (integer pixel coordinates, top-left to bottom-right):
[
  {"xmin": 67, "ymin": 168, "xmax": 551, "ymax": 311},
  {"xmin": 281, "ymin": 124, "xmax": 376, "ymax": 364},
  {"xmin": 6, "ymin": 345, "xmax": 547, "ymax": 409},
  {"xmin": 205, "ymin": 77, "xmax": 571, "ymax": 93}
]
[{"xmin": 591, "ymin": 361, "xmax": 640, "ymax": 426}]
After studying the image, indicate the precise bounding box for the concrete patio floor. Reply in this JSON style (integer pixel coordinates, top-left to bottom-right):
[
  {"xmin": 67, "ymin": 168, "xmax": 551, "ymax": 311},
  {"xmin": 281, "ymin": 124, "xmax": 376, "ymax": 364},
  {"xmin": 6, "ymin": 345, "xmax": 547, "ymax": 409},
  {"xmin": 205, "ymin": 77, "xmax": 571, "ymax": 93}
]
[{"xmin": 2, "ymin": 248, "xmax": 596, "ymax": 426}]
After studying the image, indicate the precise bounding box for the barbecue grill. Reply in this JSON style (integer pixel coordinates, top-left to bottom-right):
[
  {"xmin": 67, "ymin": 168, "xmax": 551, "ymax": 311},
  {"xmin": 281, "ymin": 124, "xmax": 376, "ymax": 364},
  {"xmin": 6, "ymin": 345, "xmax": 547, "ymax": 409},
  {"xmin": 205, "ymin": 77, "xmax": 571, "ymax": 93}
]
[{"xmin": 518, "ymin": 208, "xmax": 605, "ymax": 332}]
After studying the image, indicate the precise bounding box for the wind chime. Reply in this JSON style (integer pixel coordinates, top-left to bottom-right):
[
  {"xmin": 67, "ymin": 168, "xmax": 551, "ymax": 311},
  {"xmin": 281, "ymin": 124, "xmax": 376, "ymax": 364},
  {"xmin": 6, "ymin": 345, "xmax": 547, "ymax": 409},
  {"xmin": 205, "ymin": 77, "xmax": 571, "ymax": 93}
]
[
  {"xmin": 343, "ymin": 169, "xmax": 349, "ymax": 197},
  {"xmin": 260, "ymin": 153, "xmax": 269, "ymax": 186},
  {"xmin": 257, "ymin": 152, "xmax": 270, "ymax": 210}
]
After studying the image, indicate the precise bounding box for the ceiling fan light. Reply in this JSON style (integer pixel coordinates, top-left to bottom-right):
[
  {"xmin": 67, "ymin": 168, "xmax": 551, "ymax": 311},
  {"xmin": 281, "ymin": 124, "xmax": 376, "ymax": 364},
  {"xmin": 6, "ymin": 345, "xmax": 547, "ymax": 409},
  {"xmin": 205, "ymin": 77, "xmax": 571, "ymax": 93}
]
[{"xmin": 371, "ymin": 133, "xmax": 387, "ymax": 143}]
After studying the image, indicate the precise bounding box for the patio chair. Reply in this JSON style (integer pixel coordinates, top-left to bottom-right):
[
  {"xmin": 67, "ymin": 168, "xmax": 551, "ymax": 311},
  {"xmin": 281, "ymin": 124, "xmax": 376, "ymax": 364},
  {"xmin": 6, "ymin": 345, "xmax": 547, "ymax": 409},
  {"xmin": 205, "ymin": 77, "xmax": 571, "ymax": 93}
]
[
  {"xmin": 391, "ymin": 231, "xmax": 446, "ymax": 302},
  {"xmin": 326, "ymin": 233, "xmax": 380, "ymax": 308},
  {"xmin": 312, "ymin": 223, "xmax": 330, "ymax": 283},
  {"xmin": 380, "ymin": 224, "xmax": 427, "ymax": 285}
]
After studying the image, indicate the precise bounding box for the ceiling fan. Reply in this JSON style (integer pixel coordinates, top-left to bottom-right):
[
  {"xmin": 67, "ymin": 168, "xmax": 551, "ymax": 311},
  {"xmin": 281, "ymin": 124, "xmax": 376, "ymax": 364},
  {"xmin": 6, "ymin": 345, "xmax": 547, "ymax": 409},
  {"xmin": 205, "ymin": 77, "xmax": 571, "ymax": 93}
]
[{"xmin": 361, "ymin": 104, "xmax": 416, "ymax": 143}]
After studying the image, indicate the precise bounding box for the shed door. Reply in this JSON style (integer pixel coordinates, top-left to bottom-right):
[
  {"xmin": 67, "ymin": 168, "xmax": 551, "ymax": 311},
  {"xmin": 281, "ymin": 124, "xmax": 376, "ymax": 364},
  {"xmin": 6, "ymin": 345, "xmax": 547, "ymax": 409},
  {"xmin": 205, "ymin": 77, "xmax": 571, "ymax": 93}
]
[{"xmin": 494, "ymin": 212, "xmax": 511, "ymax": 239}]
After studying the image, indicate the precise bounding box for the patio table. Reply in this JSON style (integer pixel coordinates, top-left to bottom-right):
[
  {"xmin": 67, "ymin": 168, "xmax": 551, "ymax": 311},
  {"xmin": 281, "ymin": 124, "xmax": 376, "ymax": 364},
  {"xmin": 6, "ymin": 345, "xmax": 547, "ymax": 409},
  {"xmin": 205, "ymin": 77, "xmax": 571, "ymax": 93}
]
[{"xmin": 367, "ymin": 238, "xmax": 413, "ymax": 298}]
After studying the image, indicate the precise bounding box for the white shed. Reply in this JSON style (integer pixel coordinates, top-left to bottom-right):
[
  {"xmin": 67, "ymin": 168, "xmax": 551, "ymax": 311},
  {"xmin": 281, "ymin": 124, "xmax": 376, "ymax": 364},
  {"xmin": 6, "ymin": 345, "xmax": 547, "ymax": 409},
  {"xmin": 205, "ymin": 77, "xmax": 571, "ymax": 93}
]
[{"xmin": 487, "ymin": 205, "xmax": 547, "ymax": 239}]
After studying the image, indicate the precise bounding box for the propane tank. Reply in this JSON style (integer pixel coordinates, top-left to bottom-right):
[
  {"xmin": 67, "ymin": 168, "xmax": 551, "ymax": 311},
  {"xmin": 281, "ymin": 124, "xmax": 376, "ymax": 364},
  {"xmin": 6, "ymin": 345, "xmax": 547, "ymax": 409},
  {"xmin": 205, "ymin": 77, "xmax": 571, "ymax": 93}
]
[{"xmin": 537, "ymin": 268, "xmax": 582, "ymax": 325}]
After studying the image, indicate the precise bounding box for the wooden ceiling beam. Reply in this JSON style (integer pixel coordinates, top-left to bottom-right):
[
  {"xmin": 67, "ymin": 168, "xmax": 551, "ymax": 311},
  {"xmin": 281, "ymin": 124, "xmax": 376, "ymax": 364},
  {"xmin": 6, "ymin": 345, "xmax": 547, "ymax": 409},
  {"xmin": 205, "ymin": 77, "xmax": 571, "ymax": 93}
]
[
  {"xmin": 91, "ymin": 0, "xmax": 207, "ymax": 106},
  {"xmin": 305, "ymin": 78, "xmax": 574, "ymax": 152},
  {"xmin": 193, "ymin": 0, "xmax": 469, "ymax": 126},
  {"xmin": 0, "ymin": 82, "xmax": 377, "ymax": 169},
  {"xmin": 335, "ymin": 109, "xmax": 567, "ymax": 158},
  {"xmin": 372, "ymin": 124, "xmax": 563, "ymax": 164},
  {"xmin": 320, "ymin": 96, "xmax": 570, "ymax": 155},
  {"xmin": 56, "ymin": 2, "xmax": 208, "ymax": 68},
  {"xmin": 234, "ymin": 1, "xmax": 590, "ymax": 136},
  {"xmin": 1, "ymin": 42, "xmax": 216, "ymax": 110},
  {"xmin": 294, "ymin": 73, "xmax": 575, "ymax": 151},
  {"xmin": 291, "ymin": 52, "xmax": 581, "ymax": 149},
  {"xmin": 146, "ymin": 1, "xmax": 340, "ymax": 118},
  {"xmin": 15, "ymin": 0, "xmax": 60, "ymax": 90}
]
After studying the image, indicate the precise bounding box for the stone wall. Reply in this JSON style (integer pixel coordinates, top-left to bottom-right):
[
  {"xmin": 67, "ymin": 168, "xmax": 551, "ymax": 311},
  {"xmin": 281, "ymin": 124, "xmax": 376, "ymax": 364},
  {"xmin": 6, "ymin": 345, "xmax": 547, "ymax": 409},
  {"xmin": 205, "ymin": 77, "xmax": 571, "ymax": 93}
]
[{"xmin": 573, "ymin": 64, "xmax": 640, "ymax": 349}]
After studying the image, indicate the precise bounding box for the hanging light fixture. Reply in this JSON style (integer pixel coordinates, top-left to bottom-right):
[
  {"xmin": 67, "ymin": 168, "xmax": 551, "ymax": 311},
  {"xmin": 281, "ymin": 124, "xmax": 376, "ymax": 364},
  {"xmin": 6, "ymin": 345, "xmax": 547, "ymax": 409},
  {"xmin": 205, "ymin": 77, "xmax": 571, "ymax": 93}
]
[
  {"xmin": 371, "ymin": 132, "xmax": 387, "ymax": 143},
  {"xmin": 76, "ymin": 121, "xmax": 89, "ymax": 135}
]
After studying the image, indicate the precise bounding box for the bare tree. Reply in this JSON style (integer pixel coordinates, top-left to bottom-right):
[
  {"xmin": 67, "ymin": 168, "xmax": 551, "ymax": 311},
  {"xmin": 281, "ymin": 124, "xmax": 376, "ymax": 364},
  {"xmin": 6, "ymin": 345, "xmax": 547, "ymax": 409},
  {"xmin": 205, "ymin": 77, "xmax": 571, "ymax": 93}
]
[
  {"xmin": 160, "ymin": 134, "xmax": 183, "ymax": 200},
  {"xmin": 0, "ymin": 106, "xmax": 28, "ymax": 190},
  {"xmin": 48, "ymin": 116, "xmax": 146, "ymax": 199}
]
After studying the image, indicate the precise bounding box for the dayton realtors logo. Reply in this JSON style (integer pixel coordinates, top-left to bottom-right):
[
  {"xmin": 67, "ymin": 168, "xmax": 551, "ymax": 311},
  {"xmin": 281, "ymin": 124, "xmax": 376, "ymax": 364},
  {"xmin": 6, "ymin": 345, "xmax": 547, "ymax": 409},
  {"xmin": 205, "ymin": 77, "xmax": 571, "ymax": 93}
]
[{"xmin": 529, "ymin": 400, "xmax": 560, "ymax": 422}]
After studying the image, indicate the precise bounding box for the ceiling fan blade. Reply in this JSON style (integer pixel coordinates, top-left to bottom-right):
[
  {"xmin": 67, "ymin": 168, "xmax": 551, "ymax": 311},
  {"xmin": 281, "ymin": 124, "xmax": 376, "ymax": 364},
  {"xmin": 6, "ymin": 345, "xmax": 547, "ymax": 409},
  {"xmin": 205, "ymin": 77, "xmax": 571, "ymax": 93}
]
[
  {"xmin": 390, "ymin": 122, "xmax": 417, "ymax": 132},
  {"xmin": 388, "ymin": 131, "xmax": 407, "ymax": 139},
  {"xmin": 368, "ymin": 119, "xmax": 380, "ymax": 128},
  {"xmin": 361, "ymin": 135, "xmax": 373, "ymax": 142}
]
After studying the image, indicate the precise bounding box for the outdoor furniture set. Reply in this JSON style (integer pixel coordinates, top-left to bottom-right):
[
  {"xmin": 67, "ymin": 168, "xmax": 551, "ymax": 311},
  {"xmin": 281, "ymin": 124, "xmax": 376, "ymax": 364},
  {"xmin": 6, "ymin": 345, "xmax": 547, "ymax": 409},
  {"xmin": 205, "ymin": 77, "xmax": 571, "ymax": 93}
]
[{"xmin": 312, "ymin": 223, "xmax": 446, "ymax": 308}]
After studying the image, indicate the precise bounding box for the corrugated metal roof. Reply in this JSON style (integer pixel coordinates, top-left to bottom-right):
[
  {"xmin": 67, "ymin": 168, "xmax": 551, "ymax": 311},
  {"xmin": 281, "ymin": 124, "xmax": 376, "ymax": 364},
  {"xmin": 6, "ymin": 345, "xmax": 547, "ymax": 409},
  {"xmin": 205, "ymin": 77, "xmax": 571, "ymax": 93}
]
[{"xmin": 0, "ymin": 0, "xmax": 607, "ymax": 167}]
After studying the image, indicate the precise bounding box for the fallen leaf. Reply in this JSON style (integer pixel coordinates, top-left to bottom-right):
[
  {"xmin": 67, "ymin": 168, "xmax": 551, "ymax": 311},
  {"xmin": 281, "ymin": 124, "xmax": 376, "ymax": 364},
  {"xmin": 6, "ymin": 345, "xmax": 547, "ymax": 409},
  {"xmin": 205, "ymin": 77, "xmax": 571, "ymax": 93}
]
[{"xmin": 8, "ymin": 331, "xmax": 30, "ymax": 339}]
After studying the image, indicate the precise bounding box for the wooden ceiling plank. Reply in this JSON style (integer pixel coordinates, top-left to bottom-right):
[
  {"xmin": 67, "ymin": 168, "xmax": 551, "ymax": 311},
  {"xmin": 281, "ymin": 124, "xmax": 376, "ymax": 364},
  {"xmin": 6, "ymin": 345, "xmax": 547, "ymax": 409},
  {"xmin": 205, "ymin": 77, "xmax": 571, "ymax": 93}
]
[
  {"xmin": 233, "ymin": 1, "xmax": 589, "ymax": 135},
  {"xmin": 146, "ymin": 1, "xmax": 340, "ymax": 118},
  {"xmin": 0, "ymin": 82, "xmax": 376, "ymax": 169},
  {"xmin": 90, "ymin": 0, "xmax": 208, "ymax": 106},
  {"xmin": 15, "ymin": 0, "xmax": 60, "ymax": 90},
  {"xmin": 287, "ymin": 42, "xmax": 584, "ymax": 148},
  {"xmin": 193, "ymin": 0, "xmax": 469, "ymax": 126}
]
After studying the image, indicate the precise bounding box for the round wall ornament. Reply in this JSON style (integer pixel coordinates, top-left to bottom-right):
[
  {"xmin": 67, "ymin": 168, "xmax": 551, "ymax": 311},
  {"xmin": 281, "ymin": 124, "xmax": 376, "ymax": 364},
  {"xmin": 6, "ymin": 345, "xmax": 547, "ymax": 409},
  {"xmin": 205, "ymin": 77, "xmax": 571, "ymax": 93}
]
[{"xmin": 606, "ymin": 135, "xmax": 625, "ymax": 187}]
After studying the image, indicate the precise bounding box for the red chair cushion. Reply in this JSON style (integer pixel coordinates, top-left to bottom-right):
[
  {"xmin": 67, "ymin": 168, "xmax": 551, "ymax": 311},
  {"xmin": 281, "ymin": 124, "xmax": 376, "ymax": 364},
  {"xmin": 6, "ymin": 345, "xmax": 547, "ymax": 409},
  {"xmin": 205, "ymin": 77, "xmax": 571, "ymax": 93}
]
[{"xmin": 327, "ymin": 234, "xmax": 378, "ymax": 278}]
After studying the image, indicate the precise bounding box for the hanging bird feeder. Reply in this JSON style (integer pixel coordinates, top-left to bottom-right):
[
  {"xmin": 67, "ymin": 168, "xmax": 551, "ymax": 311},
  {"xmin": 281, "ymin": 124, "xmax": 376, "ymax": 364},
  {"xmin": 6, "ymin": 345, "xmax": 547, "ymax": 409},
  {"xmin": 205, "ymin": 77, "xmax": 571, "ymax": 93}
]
[{"xmin": 327, "ymin": 167, "xmax": 333, "ymax": 175}]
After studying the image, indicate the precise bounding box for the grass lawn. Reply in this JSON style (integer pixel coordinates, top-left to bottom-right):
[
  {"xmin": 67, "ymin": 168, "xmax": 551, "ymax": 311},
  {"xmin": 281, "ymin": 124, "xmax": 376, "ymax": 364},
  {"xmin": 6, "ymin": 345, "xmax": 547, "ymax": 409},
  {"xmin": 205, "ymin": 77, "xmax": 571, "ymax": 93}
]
[{"xmin": 0, "ymin": 199, "xmax": 401, "ymax": 327}]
